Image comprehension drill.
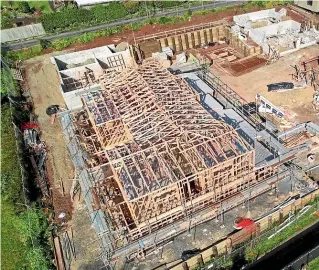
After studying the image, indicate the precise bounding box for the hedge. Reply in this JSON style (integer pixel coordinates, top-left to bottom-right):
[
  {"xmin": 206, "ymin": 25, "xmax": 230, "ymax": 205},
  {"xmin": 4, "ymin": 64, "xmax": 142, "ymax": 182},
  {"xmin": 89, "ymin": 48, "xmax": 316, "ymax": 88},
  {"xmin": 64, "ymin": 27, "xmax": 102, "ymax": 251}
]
[{"xmin": 39, "ymin": 1, "xmax": 188, "ymax": 33}]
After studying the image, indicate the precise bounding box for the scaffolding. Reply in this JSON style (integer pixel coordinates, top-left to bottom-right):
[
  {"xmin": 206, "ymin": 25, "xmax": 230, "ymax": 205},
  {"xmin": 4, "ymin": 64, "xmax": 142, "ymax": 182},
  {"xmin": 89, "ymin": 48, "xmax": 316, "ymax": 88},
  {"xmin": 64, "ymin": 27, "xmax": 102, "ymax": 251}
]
[{"xmin": 59, "ymin": 60, "xmax": 278, "ymax": 262}]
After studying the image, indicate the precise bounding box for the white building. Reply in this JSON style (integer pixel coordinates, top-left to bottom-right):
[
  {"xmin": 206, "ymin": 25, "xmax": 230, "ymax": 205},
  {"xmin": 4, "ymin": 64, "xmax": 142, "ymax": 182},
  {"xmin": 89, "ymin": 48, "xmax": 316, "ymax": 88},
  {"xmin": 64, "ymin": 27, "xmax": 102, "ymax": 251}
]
[{"xmin": 51, "ymin": 45, "xmax": 132, "ymax": 109}]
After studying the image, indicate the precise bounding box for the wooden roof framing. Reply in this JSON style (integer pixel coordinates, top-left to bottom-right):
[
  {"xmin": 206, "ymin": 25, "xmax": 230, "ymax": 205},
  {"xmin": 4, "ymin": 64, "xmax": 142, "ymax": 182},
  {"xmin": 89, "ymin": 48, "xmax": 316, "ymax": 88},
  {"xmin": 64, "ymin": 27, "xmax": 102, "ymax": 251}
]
[{"xmin": 73, "ymin": 60, "xmax": 252, "ymax": 201}]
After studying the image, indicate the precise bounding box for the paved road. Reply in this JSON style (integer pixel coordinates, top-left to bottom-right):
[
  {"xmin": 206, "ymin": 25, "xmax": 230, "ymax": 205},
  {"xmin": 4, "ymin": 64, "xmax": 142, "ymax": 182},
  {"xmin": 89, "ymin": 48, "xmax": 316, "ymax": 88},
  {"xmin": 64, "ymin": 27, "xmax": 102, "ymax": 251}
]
[{"xmin": 2, "ymin": 0, "xmax": 246, "ymax": 51}]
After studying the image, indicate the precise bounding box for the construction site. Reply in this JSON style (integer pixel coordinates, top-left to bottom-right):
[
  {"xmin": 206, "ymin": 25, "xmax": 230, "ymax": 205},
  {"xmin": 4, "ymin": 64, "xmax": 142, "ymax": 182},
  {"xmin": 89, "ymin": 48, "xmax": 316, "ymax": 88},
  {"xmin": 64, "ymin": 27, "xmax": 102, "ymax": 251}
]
[{"xmin": 15, "ymin": 3, "xmax": 319, "ymax": 270}]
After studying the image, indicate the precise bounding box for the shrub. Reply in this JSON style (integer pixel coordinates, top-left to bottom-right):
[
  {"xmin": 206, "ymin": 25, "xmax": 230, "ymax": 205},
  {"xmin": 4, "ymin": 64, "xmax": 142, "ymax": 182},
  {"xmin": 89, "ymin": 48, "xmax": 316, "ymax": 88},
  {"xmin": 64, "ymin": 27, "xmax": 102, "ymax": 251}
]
[
  {"xmin": 155, "ymin": 1, "xmax": 183, "ymax": 9},
  {"xmin": 91, "ymin": 2, "xmax": 127, "ymax": 23},
  {"xmin": 41, "ymin": 2, "xmax": 128, "ymax": 33},
  {"xmin": 5, "ymin": 46, "xmax": 42, "ymax": 61},
  {"xmin": 1, "ymin": 12, "xmax": 13, "ymax": 28},
  {"xmin": 40, "ymin": 7, "xmax": 94, "ymax": 32},
  {"xmin": 158, "ymin": 16, "xmax": 172, "ymax": 24},
  {"xmin": 17, "ymin": 2, "xmax": 32, "ymax": 13},
  {"xmin": 123, "ymin": 1, "xmax": 140, "ymax": 14},
  {"xmin": 78, "ymin": 33, "xmax": 95, "ymax": 44},
  {"xmin": 39, "ymin": 39, "xmax": 51, "ymax": 49},
  {"xmin": 51, "ymin": 38, "xmax": 74, "ymax": 50}
]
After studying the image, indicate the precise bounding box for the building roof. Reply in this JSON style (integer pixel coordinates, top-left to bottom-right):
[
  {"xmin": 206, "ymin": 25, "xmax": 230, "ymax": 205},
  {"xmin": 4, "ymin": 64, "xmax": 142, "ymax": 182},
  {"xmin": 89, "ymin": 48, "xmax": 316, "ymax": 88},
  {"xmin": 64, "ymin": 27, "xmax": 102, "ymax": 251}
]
[{"xmin": 75, "ymin": 0, "xmax": 113, "ymax": 7}]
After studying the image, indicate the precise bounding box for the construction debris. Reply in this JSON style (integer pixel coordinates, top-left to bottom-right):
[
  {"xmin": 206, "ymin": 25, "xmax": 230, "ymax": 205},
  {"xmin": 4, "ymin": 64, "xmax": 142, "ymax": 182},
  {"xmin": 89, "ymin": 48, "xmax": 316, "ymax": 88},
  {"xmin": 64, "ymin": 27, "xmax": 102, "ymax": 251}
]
[
  {"xmin": 267, "ymin": 82, "xmax": 294, "ymax": 92},
  {"xmin": 282, "ymin": 131, "xmax": 311, "ymax": 149},
  {"xmin": 291, "ymin": 56, "xmax": 319, "ymax": 110},
  {"xmin": 162, "ymin": 46, "xmax": 173, "ymax": 57},
  {"xmin": 176, "ymin": 52, "xmax": 187, "ymax": 64}
]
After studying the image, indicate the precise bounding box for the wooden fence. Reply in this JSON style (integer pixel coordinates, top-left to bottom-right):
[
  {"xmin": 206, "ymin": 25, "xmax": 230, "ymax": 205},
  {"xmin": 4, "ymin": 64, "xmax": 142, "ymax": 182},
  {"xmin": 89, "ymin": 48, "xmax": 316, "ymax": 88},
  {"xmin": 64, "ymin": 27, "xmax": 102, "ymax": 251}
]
[{"xmin": 169, "ymin": 189, "xmax": 319, "ymax": 270}]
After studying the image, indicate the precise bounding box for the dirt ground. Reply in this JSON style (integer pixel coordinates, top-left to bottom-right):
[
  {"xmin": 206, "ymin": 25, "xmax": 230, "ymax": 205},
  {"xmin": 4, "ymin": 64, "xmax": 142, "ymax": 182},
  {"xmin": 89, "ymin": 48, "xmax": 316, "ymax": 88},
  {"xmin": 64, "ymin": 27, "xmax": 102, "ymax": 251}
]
[
  {"xmin": 25, "ymin": 55, "xmax": 74, "ymax": 216},
  {"xmin": 214, "ymin": 45, "xmax": 319, "ymax": 124},
  {"xmin": 24, "ymin": 54, "xmax": 102, "ymax": 267}
]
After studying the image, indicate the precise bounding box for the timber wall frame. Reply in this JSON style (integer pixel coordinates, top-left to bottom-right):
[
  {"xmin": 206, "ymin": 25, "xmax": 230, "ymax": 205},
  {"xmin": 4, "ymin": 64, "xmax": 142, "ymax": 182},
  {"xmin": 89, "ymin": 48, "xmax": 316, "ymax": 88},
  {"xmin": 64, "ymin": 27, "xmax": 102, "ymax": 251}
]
[{"xmin": 61, "ymin": 60, "xmax": 279, "ymax": 260}]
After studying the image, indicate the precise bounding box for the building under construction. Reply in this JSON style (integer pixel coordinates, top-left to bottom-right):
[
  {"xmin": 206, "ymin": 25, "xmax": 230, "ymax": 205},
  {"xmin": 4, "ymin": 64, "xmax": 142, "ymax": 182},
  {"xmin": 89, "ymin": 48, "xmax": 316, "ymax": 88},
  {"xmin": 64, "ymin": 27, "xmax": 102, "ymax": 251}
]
[{"xmin": 59, "ymin": 60, "xmax": 286, "ymax": 263}]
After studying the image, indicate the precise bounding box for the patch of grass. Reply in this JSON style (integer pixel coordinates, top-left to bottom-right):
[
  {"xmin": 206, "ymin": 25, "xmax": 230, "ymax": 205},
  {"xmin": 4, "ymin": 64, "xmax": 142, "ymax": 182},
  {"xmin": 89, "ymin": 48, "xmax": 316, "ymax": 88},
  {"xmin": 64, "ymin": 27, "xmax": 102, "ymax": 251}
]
[
  {"xmin": 309, "ymin": 256, "xmax": 319, "ymax": 270},
  {"xmin": 246, "ymin": 205, "xmax": 319, "ymax": 262},
  {"xmin": 1, "ymin": 200, "xmax": 29, "ymax": 270},
  {"xmin": 5, "ymin": 45, "xmax": 42, "ymax": 61},
  {"xmin": 1, "ymin": 104, "xmax": 23, "ymax": 202},
  {"xmin": 1, "ymin": 200, "xmax": 53, "ymax": 270},
  {"xmin": 1, "ymin": 75, "xmax": 53, "ymax": 269},
  {"xmin": 1, "ymin": 67, "xmax": 18, "ymax": 96}
]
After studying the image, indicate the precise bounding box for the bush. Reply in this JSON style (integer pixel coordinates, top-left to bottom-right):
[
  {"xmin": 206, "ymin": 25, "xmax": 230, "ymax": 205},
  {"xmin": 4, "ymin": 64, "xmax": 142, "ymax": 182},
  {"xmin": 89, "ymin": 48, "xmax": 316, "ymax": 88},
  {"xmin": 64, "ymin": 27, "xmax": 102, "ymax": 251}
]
[
  {"xmin": 17, "ymin": 2, "xmax": 32, "ymax": 13},
  {"xmin": 41, "ymin": 1, "xmax": 128, "ymax": 33},
  {"xmin": 123, "ymin": 1, "xmax": 140, "ymax": 14},
  {"xmin": 155, "ymin": 1, "xmax": 183, "ymax": 9},
  {"xmin": 5, "ymin": 45, "xmax": 42, "ymax": 61},
  {"xmin": 40, "ymin": 7, "xmax": 94, "ymax": 32},
  {"xmin": 39, "ymin": 39, "xmax": 51, "ymax": 49},
  {"xmin": 1, "ymin": 12, "xmax": 13, "ymax": 28},
  {"xmin": 51, "ymin": 38, "xmax": 74, "ymax": 50},
  {"xmin": 91, "ymin": 2, "xmax": 127, "ymax": 23},
  {"xmin": 1, "ymin": 104, "xmax": 22, "ymax": 201}
]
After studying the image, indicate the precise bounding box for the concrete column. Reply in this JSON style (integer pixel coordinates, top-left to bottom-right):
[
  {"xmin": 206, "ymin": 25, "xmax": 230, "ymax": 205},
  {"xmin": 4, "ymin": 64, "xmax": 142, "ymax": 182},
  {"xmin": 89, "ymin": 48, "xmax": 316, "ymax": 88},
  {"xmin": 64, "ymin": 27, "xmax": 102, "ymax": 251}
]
[
  {"xmin": 135, "ymin": 45, "xmax": 142, "ymax": 61},
  {"xmin": 212, "ymin": 246, "xmax": 218, "ymax": 257},
  {"xmin": 219, "ymin": 26, "xmax": 225, "ymax": 39}
]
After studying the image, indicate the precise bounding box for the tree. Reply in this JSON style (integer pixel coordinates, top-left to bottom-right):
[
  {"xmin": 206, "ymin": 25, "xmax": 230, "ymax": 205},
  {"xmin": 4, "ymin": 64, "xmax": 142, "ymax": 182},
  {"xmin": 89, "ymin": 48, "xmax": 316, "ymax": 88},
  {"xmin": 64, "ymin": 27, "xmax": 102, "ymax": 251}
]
[
  {"xmin": 17, "ymin": 2, "xmax": 32, "ymax": 14},
  {"xmin": 39, "ymin": 39, "xmax": 51, "ymax": 49},
  {"xmin": 123, "ymin": 1, "xmax": 140, "ymax": 14}
]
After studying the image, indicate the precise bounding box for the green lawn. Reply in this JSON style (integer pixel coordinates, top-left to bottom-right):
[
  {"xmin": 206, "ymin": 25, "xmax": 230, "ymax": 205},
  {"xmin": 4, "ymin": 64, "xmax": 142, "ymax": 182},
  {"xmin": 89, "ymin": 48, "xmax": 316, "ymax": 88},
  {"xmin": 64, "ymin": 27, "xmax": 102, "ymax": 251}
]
[
  {"xmin": 1, "ymin": 201, "xmax": 29, "ymax": 270},
  {"xmin": 1, "ymin": 103, "xmax": 53, "ymax": 270},
  {"xmin": 309, "ymin": 256, "xmax": 319, "ymax": 270},
  {"xmin": 1, "ymin": 104, "xmax": 29, "ymax": 269},
  {"xmin": 246, "ymin": 205, "xmax": 319, "ymax": 262}
]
